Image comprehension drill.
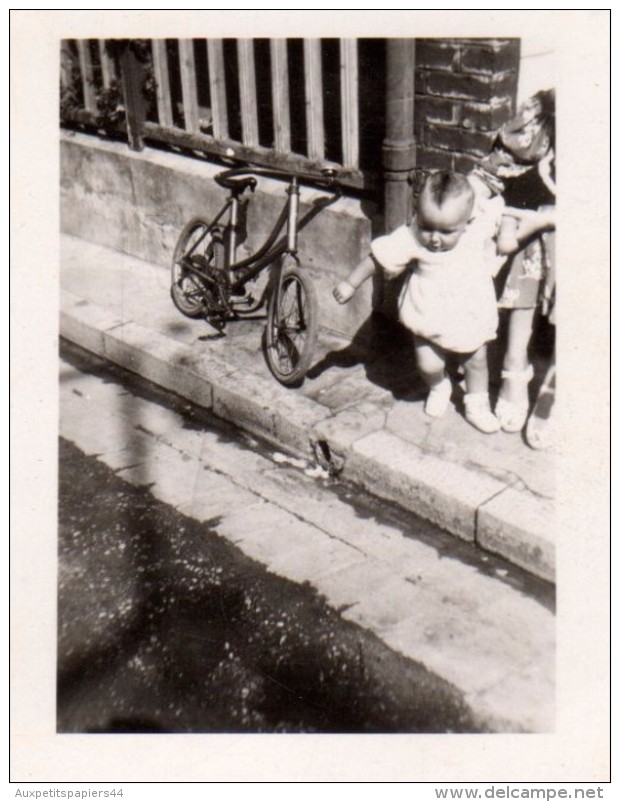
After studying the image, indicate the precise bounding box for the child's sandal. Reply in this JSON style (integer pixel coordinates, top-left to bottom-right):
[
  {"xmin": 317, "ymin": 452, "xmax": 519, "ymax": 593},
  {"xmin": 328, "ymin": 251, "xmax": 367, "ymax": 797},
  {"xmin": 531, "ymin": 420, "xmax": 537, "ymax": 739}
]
[
  {"xmin": 526, "ymin": 406, "xmax": 555, "ymax": 451},
  {"xmin": 495, "ymin": 364, "xmax": 534, "ymax": 433}
]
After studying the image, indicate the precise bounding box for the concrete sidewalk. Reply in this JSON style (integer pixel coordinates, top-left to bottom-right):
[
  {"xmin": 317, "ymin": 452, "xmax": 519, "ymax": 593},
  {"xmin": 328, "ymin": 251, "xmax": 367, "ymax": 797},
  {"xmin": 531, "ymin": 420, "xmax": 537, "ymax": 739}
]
[
  {"xmin": 60, "ymin": 233, "xmax": 555, "ymax": 583},
  {"xmin": 59, "ymin": 346, "xmax": 555, "ymax": 735}
]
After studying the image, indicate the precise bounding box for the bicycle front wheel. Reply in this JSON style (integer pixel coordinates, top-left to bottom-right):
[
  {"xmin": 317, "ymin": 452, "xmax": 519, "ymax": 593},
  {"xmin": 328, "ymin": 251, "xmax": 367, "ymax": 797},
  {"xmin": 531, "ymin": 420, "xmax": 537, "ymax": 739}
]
[
  {"xmin": 171, "ymin": 217, "xmax": 225, "ymax": 318},
  {"xmin": 265, "ymin": 260, "xmax": 318, "ymax": 387}
]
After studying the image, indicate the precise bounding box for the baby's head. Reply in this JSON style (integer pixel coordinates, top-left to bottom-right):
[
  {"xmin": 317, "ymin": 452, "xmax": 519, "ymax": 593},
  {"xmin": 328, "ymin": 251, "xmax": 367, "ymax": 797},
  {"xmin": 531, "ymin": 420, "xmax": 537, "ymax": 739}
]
[{"xmin": 415, "ymin": 172, "xmax": 474, "ymax": 252}]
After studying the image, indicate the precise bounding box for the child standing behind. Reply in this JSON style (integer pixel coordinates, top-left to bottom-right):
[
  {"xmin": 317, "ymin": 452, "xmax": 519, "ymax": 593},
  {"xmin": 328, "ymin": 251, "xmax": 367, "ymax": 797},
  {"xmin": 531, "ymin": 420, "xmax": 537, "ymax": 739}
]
[
  {"xmin": 483, "ymin": 89, "xmax": 556, "ymax": 434},
  {"xmin": 334, "ymin": 171, "xmax": 505, "ymax": 433}
]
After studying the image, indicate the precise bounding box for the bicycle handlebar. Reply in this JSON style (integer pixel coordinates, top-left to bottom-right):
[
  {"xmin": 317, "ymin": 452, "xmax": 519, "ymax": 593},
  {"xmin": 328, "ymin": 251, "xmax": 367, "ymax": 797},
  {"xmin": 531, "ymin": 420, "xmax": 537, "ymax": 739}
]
[{"xmin": 214, "ymin": 165, "xmax": 344, "ymax": 194}]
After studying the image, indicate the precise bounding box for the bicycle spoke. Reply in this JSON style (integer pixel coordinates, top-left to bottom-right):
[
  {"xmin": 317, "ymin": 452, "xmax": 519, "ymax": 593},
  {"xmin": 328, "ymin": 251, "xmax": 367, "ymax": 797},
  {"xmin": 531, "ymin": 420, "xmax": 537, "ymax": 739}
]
[
  {"xmin": 271, "ymin": 276, "xmax": 310, "ymax": 375},
  {"xmin": 177, "ymin": 272, "xmax": 204, "ymax": 304},
  {"xmin": 276, "ymin": 333, "xmax": 300, "ymax": 372},
  {"xmin": 279, "ymin": 281, "xmax": 305, "ymax": 331},
  {"xmin": 172, "ymin": 219, "xmax": 227, "ymax": 320},
  {"xmin": 180, "ymin": 230, "xmax": 218, "ymax": 267}
]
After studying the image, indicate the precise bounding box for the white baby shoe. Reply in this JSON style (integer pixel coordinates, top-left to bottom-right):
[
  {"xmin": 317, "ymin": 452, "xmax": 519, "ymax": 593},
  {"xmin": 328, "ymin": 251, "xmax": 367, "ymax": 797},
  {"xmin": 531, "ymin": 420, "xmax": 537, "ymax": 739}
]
[
  {"xmin": 464, "ymin": 392, "xmax": 501, "ymax": 434},
  {"xmin": 424, "ymin": 376, "xmax": 452, "ymax": 418}
]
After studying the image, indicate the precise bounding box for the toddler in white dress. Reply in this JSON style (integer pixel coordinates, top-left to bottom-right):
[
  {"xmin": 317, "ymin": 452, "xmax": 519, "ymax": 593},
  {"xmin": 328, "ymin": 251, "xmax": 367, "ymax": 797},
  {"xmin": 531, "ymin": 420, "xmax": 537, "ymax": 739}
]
[{"xmin": 334, "ymin": 172, "xmax": 505, "ymax": 433}]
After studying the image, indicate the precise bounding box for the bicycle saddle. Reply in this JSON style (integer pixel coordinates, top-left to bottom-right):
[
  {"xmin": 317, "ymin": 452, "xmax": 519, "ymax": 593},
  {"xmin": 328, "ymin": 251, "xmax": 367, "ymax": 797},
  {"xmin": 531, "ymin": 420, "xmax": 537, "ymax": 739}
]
[{"xmin": 214, "ymin": 173, "xmax": 257, "ymax": 193}]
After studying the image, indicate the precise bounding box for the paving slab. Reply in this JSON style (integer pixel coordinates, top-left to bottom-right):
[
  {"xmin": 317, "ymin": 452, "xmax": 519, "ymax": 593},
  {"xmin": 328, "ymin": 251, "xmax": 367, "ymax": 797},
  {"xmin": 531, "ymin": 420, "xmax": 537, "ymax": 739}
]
[
  {"xmin": 59, "ymin": 295, "xmax": 123, "ymax": 357},
  {"xmin": 311, "ymin": 400, "xmax": 389, "ymax": 453},
  {"xmin": 218, "ymin": 501, "xmax": 367, "ymax": 580},
  {"xmin": 175, "ymin": 471, "xmax": 258, "ymax": 524},
  {"xmin": 466, "ymin": 657, "xmax": 555, "ymax": 733},
  {"xmin": 477, "ymin": 486, "xmax": 555, "ymax": 582},
  {"xmin": 315, "ymin": 559, "xmax": 399, "ymax": 609},
  {"xmin": 386, "ymin": 389, "xmax": 555, "ymax": 500},
  {"xmin": 347, "ymin": 429, "xmax": 509, "ymax": 541},
  {"xmin": 212, "ymin": 367, "xmax": 331, "ymax": 457}
]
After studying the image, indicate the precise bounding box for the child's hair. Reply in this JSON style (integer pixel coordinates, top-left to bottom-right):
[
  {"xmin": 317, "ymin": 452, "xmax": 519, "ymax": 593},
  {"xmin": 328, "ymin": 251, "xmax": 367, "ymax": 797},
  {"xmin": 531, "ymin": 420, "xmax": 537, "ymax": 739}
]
[
  {"xmin": 533, "ymin": 88, "xmax": 555, "ymax": 151},
  {"xmin": 422, "ymin": 171, "xmax": 474, "ymax": 214}
]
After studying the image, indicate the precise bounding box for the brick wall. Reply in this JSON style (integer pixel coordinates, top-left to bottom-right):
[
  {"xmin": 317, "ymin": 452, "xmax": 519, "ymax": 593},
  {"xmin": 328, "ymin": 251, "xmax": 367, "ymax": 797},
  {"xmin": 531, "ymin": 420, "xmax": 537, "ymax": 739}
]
[{"xmin": 414, "ymin": 39, "xmax": 520, "ymax": 181}]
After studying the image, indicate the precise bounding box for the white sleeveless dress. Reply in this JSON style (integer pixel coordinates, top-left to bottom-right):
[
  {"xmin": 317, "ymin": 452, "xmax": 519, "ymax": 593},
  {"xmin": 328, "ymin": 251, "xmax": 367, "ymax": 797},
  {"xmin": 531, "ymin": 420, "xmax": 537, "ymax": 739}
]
[{"xmin": 371, "ymin": 196, "xmax": 504, "ymax": 354}]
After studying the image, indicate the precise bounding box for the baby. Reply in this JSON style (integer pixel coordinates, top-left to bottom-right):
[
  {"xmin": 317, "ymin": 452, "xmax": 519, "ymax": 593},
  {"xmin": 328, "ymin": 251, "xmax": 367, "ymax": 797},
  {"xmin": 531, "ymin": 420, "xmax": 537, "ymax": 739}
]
[{"xmin": 334, "ymin": 171, "xmax": 504, "ymax": 433}]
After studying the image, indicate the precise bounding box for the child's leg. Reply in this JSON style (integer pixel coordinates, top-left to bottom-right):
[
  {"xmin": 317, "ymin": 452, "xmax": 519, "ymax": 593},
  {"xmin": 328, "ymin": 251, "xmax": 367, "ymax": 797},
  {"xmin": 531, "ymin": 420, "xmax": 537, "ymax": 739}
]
[
  {"xmin": 413, "ymin": 337, "xmax": 451, "ymax": 417},
  {"xmin": 414, "ymin": 338, "xmax": 446, "ymax": 387},
  {"xmin": 462, "ymin": 343, "xmax": 490, "ymax": 395},
  {"xmin": 462, "ymin": 344, "xmax": 500, "ymax": 434},
  {"xmin": 501, "ymin": 307, "xmax": 537, "ymax": 400},
  {"xmin": 496, "ymin": 307, "xmax": 536, "ymax": 432},
  {"xmin": 526, "ymin": 356, "xmax": 556, "ymax": 451}
]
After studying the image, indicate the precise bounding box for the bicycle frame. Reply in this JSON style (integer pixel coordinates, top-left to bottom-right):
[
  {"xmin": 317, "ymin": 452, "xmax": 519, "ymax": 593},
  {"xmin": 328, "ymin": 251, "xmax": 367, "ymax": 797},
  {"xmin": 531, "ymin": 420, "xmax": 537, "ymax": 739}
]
[
  {"xmin": 172, "ymin": 165, "xmax": 344, "ymax": 385},
  {"xmin": 183, "ymin": 167, "xmax": 342, "ymax": 299}
]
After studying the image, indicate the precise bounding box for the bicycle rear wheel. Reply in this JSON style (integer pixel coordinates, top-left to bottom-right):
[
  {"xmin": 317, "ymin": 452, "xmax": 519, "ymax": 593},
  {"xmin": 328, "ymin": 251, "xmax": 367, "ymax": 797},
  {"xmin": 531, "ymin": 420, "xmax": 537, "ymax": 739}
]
[
  {"xmin": 171, "ymin": 217, "xmax": 225, "ymax": 318},
  {"xmin": 264, "ymin": 259, "xmax": 318, "ymax": 387}
]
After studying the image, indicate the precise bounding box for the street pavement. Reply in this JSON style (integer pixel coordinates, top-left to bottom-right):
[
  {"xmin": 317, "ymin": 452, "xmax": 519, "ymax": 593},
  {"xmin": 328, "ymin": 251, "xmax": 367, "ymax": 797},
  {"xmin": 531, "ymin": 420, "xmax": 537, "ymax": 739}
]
[
  {"xmin": 60, "ymin": 234, "xmax": 556, "ymax": 582},
  {"xmin": 59, "ymin": 345, "xmax": 555, "ymax": 733}
]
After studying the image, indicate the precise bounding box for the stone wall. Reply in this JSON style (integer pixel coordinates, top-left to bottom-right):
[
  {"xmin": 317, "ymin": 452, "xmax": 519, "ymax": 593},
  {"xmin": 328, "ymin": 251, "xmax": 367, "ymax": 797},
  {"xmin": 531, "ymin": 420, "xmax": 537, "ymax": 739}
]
[{"xmin": 60, "ymin": 132, "xmax": 376, "ymax": 340}]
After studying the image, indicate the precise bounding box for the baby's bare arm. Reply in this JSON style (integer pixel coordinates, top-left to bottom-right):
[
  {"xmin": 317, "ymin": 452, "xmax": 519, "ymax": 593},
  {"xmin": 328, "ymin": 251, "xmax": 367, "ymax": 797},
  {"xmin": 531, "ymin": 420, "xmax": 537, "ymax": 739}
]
[{"xmin": 333, "ymin": 255, "xmax": 377, "ymax": 304}]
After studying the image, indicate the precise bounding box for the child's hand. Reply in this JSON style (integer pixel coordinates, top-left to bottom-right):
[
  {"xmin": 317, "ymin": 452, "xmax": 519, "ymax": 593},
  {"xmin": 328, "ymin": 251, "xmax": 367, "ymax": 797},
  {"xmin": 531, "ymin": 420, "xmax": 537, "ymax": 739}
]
[
  {"xmin": 497, "ymin": 216, "xmax": 519, "ymax": 255},
  {"xmin": 497, "ymin": 229, "xmax": 519, "ymax": 255},
  {"xmin": 536, "ymin": 205, "xmax": 555, "ymax": 230},
  {"xmin": 333, "ymin": 280, "xmax": 356, "ymax": 304}
]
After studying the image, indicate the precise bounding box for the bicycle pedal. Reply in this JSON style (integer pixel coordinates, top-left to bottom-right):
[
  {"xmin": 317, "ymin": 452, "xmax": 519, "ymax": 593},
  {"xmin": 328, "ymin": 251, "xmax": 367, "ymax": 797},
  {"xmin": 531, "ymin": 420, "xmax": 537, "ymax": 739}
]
[{"xmin": 205, "ymin": 316, "xmax": 227, "ymax": 333}]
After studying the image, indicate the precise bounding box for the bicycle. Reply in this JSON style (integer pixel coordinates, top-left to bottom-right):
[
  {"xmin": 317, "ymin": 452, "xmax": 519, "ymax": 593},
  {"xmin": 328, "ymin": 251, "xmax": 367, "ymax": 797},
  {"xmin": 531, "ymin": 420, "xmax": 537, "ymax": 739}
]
[{"xmin": 171, "ymin": 165, "xmax": 342, "ymax": 387}]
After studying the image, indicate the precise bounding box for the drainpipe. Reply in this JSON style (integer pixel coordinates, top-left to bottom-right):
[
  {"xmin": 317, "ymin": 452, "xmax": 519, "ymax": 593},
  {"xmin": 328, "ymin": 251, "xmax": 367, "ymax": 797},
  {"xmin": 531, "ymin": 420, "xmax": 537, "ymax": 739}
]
[{"xmin": 382, "ymin": 39, "xmax": 416, "ymax": 232}]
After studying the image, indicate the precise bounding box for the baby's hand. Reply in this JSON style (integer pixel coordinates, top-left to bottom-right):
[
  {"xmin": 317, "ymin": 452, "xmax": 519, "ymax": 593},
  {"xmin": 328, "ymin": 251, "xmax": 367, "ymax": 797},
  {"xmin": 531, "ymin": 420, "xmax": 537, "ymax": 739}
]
[{"xmin": 333, "ymin": 280, "xmax": 356, "ymax": 304}]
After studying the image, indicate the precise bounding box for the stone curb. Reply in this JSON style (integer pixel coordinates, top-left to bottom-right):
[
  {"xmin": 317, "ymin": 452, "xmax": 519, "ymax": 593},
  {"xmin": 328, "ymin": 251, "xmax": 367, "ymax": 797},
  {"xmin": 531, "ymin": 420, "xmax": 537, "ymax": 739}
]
[{"xmin": 59, "ymin": 289, "xmax": 555, "ymax": 584}]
